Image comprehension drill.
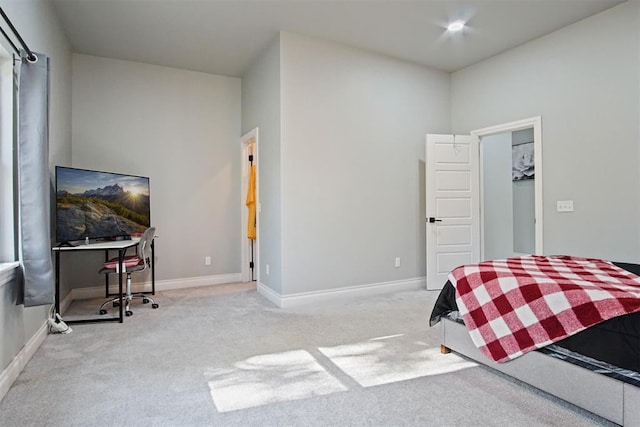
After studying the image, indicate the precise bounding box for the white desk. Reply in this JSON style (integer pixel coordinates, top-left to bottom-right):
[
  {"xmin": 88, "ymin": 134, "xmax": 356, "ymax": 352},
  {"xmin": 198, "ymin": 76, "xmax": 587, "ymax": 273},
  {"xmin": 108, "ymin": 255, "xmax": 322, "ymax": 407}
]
[
  {"xmin": 53, "ymin": 240, "xmax": 139, "ymax": 252},
  {"xmin": 52, "ymin": 239, "xmax": 155, "ymax": 324}
]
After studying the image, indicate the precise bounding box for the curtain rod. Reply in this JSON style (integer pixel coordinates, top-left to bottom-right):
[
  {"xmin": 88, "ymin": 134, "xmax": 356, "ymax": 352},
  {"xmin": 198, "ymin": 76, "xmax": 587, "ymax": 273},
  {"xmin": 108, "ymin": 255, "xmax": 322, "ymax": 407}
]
[
  {"xmin": 0, "ymin": 7, "xmax": 36, "ymax": 62},
  {"xmin": 512, "ymin": 141, "xmax": 533, "ymax": 147},
  {"xmin": 0, "ymin": 26, "xmax": 19, "ymax": 55}
]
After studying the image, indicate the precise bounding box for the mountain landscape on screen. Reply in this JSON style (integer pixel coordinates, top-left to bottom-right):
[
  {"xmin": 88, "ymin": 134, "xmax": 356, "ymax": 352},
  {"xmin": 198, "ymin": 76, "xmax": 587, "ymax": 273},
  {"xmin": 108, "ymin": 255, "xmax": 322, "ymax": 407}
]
[{"xmin": 56, "ymin": 167, "xmax": 150, "ymax": 243}]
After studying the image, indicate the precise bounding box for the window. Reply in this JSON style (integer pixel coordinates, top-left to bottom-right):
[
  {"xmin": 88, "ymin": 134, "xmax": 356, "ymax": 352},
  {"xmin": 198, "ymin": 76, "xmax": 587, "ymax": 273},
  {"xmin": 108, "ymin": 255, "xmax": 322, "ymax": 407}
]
[{"xmin": 0, "ymin": 44, "xmax": 16, "ymax": 263}]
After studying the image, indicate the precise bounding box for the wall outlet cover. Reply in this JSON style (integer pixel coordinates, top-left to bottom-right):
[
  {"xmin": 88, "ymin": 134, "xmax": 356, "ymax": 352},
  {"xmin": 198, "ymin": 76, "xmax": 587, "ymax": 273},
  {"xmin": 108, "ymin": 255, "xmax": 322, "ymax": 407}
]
[{"xmin": 556, "ymin": 200, "xmax": 574, "ymax": 212}]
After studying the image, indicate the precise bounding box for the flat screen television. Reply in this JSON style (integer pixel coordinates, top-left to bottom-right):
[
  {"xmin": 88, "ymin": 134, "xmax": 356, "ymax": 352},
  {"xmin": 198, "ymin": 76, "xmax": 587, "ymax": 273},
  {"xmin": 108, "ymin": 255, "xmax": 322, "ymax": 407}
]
[{"xmin": 55, "ymin": 166, "xmax": 150, "ymax": 244}]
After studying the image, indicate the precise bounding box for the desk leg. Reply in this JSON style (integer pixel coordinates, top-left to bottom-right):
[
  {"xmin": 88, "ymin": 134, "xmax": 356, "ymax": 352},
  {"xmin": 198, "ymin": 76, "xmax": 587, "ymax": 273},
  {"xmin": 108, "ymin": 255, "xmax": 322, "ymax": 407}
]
[
  {"xmin": 105, "ymin": 250, "xmax": 110, "ymax": 298},
  {"xmin": 55, "ymin": 251, "xmax": 60, "ymax": 316},
  {"xmin": 151, "ymin": 239, "xmax": 155, "ymax": 295},
  {"xmin": 118, "ymin": 249, "xmax": 124, "ymax": 323}
]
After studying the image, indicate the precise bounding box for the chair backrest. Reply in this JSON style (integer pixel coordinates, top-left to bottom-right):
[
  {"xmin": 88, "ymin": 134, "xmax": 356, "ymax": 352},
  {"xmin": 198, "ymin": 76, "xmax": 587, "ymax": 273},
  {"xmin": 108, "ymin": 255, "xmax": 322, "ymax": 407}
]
[{"xmin": 138, "ymin": 227, "xmax": 156, "ymax": 268}]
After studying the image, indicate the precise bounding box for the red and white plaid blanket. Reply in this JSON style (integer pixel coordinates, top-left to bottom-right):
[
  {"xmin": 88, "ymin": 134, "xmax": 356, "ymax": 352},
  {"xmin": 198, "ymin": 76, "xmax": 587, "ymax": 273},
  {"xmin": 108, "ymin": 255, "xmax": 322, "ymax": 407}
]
[{"xmin": 451, "ymin": 256, "xmax": 640, "ymax": 362}]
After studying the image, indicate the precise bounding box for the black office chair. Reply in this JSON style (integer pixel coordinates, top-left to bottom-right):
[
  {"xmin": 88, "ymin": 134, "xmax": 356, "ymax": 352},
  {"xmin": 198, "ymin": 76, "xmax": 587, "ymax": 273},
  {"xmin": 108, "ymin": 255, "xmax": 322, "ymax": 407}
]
[{"xmin": 99, "ymin": 227, "xmax": 159, "ymax": 317}]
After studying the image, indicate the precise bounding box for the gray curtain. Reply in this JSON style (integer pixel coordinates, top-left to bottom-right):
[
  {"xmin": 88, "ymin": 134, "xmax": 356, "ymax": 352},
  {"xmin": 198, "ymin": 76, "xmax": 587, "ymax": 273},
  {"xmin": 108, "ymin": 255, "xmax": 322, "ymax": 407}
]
[{"xmin": 16, "ymin": 50, "xmax": 54, "ymax": 307}]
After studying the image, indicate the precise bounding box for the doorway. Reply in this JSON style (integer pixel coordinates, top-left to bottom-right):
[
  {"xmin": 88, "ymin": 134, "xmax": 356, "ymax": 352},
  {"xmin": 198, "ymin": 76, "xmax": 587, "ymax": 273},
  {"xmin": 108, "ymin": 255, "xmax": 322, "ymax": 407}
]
[
  {"xmin": 241, "ymin": 128, "xmax": 259, "ymax": 283},
  {"xmin": 472, "ymin": 116, "xmax": 543, "ymax": 259}
]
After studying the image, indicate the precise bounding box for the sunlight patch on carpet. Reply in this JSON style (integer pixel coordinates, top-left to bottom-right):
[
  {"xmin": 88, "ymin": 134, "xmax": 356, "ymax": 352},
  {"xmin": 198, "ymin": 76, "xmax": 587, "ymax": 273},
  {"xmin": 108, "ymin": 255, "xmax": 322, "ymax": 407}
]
[
  {"xmin": 205, "ymin": 350, "xmax": 347, "ymax": 412},
  {"xmin": 318, "ymin": 335, "xmax": 478, "ymax": 387}
]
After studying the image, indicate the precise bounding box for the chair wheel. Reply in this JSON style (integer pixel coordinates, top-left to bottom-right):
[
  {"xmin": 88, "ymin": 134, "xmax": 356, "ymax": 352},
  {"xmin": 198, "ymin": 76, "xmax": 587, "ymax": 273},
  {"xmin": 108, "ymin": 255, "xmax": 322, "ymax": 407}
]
[
  {"xmin": 113, "ymin": 301, "xmax": 120, "ymax": 307},
  {"xmin": 152, "ymin": 303, "xmax": 159, "ymax": 309},
  {"xmin": 143, "ymin": 298, "xmax": 149, "ymax": 304},
  {"xmin": 99, "ymin": 309, "xmax": 107, "ymax": 315},
  {"xmin": 125, "ymin": 310, "xmax": 133, "ymax": 317}
]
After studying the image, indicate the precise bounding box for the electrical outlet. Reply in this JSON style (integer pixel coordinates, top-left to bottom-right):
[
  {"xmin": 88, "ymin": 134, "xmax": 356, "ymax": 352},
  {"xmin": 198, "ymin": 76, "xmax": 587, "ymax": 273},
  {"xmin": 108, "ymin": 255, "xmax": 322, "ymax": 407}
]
[
  {"xmin": 205, "ymin": 256, "xmax": 211, "ymax": 266},
  {"xmin": 266, "ymin": 264, "xmax": 270, "ymax": 275},
  {"xmin": 395, "ymin": 257, "xmax": 401, "ymax": 268}
]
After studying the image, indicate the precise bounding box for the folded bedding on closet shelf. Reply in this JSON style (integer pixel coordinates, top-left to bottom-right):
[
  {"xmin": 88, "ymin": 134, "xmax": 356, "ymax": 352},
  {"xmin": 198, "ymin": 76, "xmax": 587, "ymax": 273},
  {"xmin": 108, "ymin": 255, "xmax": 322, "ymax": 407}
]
[{"xmin": 451, "ymin": 255, "xmax": 640, "ymax": 363}]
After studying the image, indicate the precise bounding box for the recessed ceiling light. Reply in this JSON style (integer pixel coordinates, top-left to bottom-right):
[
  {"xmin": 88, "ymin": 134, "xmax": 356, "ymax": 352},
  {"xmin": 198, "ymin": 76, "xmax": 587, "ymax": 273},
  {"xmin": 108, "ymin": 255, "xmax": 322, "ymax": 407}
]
[{"xmin": 447, "ymin": 20, "xmax": 465, "ymax": 32}]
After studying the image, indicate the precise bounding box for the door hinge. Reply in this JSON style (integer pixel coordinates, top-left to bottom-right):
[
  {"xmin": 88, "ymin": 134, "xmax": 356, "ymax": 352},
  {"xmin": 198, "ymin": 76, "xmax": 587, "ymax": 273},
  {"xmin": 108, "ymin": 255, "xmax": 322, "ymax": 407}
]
[
  {"xmin": 249, "ymin": 262, "xmax": 254, "ymax": 269},
  {"xmin": 248, "ymin": 154, "xmax": 254, "ymax": 162}
]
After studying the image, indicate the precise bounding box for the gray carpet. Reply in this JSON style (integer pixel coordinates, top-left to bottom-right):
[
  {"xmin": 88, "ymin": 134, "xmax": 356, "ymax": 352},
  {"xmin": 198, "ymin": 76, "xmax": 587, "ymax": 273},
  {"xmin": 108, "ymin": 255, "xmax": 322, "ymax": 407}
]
[{"xmin": 0, "ymin": 284, "xmax": 613, "ymax": 426}]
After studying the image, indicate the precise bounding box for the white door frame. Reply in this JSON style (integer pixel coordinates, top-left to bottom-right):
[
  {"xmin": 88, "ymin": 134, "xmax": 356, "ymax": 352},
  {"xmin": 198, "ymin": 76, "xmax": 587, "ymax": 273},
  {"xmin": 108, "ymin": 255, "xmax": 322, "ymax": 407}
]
[
  {"xmin": 240, "ymin": 128, "xmax": 259, "ymax": 283},
  {"xmin": 471, "ymin": 116, "xmax": 543, "ymax": 257}
]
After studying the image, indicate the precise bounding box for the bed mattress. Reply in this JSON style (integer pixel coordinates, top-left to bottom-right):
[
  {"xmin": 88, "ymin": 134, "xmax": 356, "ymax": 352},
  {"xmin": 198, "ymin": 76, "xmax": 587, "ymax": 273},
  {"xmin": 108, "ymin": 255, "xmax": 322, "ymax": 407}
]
[{"xmin": 429, "ymin": 261, "xmax": 640, "ymax": 373}]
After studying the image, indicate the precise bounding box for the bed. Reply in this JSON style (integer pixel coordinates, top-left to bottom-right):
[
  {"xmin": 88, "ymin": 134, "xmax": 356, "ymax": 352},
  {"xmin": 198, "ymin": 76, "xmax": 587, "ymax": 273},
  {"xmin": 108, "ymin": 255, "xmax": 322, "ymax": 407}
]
[{"xmin": 430, "ymin": 256, "xmax": 640, "ymax": 425}]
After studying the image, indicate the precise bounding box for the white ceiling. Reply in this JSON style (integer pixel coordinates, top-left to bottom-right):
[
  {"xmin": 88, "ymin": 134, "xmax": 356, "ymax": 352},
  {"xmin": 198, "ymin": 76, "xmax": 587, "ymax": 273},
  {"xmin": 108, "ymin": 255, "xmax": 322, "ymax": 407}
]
[{"xmin": 52, "ymin": 0, "xmax": 627, "ymax": 77}]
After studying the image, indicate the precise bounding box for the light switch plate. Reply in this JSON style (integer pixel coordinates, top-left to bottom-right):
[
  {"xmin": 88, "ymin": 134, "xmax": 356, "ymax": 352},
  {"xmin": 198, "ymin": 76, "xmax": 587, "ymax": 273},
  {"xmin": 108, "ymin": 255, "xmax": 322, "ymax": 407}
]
[{"xmin": 557, "ymin": 200, "xmax": 574, "ymax": 212}]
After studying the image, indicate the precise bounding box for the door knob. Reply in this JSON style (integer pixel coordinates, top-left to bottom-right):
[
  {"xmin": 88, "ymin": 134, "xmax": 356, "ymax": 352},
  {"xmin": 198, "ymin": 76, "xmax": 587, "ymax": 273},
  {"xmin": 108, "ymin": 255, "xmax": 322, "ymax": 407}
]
[{"xmin": 428, "ymin": 217, "xmax": 442, "ymax": 223}]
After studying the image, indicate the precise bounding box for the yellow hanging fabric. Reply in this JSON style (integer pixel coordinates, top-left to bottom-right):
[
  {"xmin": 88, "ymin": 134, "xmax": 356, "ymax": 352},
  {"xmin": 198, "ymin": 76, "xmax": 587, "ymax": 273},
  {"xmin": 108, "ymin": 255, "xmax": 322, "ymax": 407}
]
[{"xmin": 246, "ymin": 164, "xmax": 256, "ymax": 240}]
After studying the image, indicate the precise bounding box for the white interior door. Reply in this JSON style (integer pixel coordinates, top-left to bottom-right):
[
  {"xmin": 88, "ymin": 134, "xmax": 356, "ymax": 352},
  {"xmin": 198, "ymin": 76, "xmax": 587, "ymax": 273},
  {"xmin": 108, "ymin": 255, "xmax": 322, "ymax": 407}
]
[{"xmin": 426, "ymin": 134, "xmax": 480, "ymax": 290}]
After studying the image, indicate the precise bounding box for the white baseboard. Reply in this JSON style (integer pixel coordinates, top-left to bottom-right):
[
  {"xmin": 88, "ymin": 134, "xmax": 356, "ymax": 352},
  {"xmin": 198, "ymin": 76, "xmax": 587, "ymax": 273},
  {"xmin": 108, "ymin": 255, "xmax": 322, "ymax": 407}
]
[
  {"xmin": 69, "ymin": 273, "xmax": 242, "ymax": 302},
  {"xmin": 60, "ymin": 291, "xmax": 73, "ymax": 315},
  {"xmin": 257, "ymin": 276, "xmax": 426, "ymax": 308},
  {"xmin": 256, "ymin": 282, "xmax": 282, "ymax": 306},
  {"xmin": 0, "ymin": 321, "xmax": 48, "ymax": 402}
]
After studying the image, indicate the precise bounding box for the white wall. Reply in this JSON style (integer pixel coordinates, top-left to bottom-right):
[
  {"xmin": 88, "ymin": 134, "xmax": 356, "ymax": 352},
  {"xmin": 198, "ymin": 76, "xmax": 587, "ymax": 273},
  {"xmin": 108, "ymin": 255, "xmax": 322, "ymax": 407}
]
[
  {"xmin": 482, "ymin": 133, "xmax": 513, "ymax": 260},
  {"xmin": 241, "ymin": 36, "xmax": 282, "ymax": 293},
  {"xmin": 0, "ymin": 0, "xmax": 72, "ymax": 371},
  {"xmin": 71, "ymin": 54, "xmax": 241, "ymax": 287},
  {"xmin": 279, "ymin": 32, "xmax": 450, "ymax": 295},
  {"xmin": 452, "ymin": 1, "xmax": 640, "ymax": 262}
]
